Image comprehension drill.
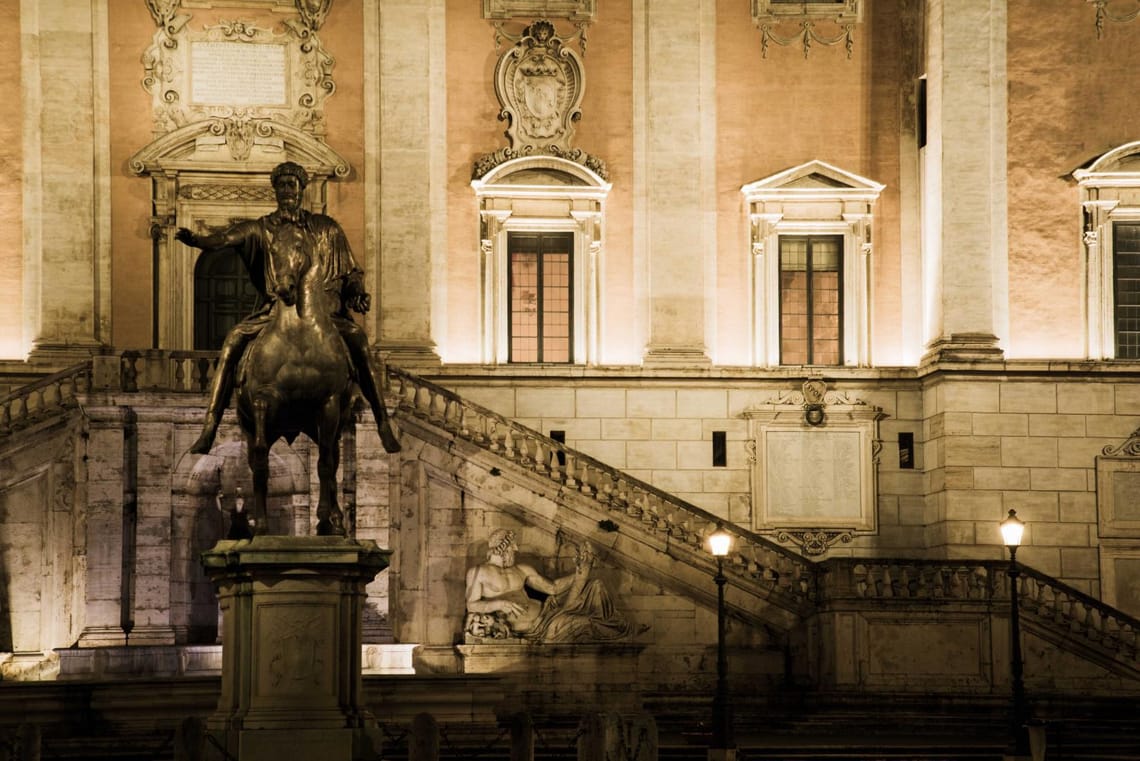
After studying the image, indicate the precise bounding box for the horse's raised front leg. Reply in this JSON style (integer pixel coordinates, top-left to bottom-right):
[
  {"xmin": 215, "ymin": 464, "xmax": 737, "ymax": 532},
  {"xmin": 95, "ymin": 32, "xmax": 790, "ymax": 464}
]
[
  {"xmin": 246, "ymin": 396, "xmax": 271, "ymax": 536},
  {"xmin": 315, "ymin": 396, "xmax": 345, "ymax": 537}
]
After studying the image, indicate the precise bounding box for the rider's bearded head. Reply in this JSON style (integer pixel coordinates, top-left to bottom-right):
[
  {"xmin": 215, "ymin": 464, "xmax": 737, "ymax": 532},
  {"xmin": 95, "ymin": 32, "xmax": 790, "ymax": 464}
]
[
  {"xmin": 271, "ymin": 162, "xmax": 308, "ymax": 216},
  {"xmin": 271, "ymin": 161, "xmax": 310, "ymax": 190}
]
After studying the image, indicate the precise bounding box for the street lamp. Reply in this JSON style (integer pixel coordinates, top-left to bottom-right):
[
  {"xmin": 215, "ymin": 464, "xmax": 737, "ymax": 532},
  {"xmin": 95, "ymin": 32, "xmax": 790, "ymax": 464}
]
[
  {"xmin": 707, "ymin": 525, "xmax": 735, "ymax": 760},
  {"xmin": 1000, "ymin": 508, "xmax": 1030, "ymax": 759}
]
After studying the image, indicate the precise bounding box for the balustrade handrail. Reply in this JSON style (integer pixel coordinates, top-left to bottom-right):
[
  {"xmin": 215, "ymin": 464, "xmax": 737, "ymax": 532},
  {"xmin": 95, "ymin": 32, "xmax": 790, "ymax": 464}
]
[
  {"xmin": 386, "ymin": 365, "xmax": 817, "ymax": 607},
  {"xmin": 1019, "ymin": 561, "xmax": 1140, "ymax": 632},
  {"xmin": 0, "ymin": 361, "xmax": 92, "ymax": 437},
  {"xmin": 820, "ymin": 555, "xmax": 1140, "ymax": 626},
  {"xmin": 0, "ymin": 361, "xmax": 91, "ymax": 405},
  {"xmin": 818, "ymin": 556, "xmax": 1140, "ymax": 667}
]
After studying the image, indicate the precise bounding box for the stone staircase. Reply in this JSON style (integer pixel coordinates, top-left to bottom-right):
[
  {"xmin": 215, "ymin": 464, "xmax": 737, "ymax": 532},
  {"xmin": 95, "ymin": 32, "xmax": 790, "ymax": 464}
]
[{"xmin": 4, "ymin": 356, "xmax": 1140, "ymax": 759}]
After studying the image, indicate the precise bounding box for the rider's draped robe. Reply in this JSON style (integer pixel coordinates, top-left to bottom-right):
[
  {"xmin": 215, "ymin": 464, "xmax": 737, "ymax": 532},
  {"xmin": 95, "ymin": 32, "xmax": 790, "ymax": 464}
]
[{"xmin": 225, "ymin": 208, "xmax": 365, "ymax": 325}]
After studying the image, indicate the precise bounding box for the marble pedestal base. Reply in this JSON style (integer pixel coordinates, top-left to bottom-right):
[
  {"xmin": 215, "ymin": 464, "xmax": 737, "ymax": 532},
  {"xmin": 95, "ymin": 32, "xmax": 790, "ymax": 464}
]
[{"xmin": 201, "ymin": 536, "xmax": 391, "ymax": 761}]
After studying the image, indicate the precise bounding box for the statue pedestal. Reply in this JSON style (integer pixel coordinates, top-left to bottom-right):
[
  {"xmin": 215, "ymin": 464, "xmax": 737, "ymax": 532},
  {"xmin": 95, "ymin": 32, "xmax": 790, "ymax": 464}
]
[{"xmin": 201, "ymin": 536, "xmax": 391, "ymax": 761}]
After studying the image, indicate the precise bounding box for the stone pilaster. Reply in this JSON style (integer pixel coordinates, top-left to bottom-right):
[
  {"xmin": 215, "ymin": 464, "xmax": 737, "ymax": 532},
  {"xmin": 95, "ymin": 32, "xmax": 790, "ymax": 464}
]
[
  {"xmin": 21, "ymin": 0, "xmax": 110, "ymax": 364},
  {"xmin": 636, "ymin": 0, "xmax": 715, "ymax": 368},
  {"xmin": 368, "ymin": 0, "xmax": 445, "ymax": 367},
  {"xmin": 128, "ymin": 413, "xmax": 176, "ymax": 645},
  {"xmin": 920, "ymin": 0, "xmax": 1008, "ymax": 365},
  {"xmin": 77, "ymin": 405, "xmax": 129, "ymax": 647}
]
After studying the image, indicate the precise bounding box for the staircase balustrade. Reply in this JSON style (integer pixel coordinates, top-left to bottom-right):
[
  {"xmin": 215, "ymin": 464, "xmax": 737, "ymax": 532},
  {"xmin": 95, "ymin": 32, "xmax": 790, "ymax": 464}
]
[
  {"xmin": 820, "ymin": 557, "xmax": 1140, "ymax": 673},
  {"xmin": 3, "ymin": 353, "xmax": 1140, "ymax": 676},
  {"xmin": 0, "ymin": 362, "xmax": 90, "ymax": 435},
  {"xmin": 1018, "ymin": 564, "xmax": 1140, "ymax": 661},
  {"xmin": 386, "ymin": 366, "xmax": 817, "ymax": 608}
]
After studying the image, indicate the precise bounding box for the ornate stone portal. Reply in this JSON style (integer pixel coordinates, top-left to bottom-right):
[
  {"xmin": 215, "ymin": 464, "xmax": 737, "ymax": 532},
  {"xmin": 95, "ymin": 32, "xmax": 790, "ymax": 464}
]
[{"xmin": 201, "ymin": 536, "xmax": 389, "ymax": 761}]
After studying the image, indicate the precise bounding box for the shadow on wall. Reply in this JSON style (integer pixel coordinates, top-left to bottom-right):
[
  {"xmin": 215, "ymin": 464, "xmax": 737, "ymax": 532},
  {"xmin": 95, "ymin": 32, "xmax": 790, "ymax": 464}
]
[
  {"xmin": 174, "ymin": 439, "xmax": 307, "ymax": 643},
  {"xmin": 0, "ymin": 561, "xmax": 11, "ymax": 653}
]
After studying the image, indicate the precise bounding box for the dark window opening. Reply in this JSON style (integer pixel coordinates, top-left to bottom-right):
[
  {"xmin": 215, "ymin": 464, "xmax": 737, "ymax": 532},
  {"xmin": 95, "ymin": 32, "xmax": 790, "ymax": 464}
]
[
  {"xmin": 194, "ymin": 248, "xmax": 260, "ymax": 351},
  {"xmin": 508, "ymin": 232, "xmax": 573, "ymax": 363},
  {"xmin": 898, "ymin": 432, "xmax": 915, "ymax": 470},
  {"xmin": 712, "ymin": 431, "xmax": 727, "ymax": 468},
  {"xmin": 779, "ymin": 235, "xmax": 843, "ymax": 366},
  {"xmin": 916, "ymin": 77, "xmax": 927, "ymax": 149}
]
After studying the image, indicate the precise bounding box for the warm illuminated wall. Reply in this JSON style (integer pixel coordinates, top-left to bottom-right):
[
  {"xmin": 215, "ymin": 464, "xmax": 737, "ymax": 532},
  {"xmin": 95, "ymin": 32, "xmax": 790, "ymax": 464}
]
[
  {"xmin": 0, "ymin": 1, "xmax": 22, "ymax": 358},
  {"xmin": 108, "ymin": 2, "xmax": 367, "ymax": 350},
  {"xmin": 444, "ymin": 4, "xmax": 638, "ymax": 363},
  {"xmin": 1006, "ymin": 1, "xmax": 1140, "ymax": 359},
  {"xmin": 715, "ymin": 1, "xmax": 907, "ymax": 366}
]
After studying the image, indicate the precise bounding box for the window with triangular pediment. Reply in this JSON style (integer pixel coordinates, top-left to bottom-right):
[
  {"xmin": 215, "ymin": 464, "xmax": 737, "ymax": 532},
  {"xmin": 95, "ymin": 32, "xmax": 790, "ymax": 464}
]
[{"xmin": 742, "ymin": 160, "xmax": 883, "ymax": 367}]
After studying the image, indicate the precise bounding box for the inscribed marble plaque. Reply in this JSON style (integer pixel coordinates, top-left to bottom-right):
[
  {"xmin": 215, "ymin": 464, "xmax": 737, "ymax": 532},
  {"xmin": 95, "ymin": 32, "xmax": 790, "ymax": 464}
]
[
  {"xmin": 1111, "ymin": 556, "xmax": 1140, "ymax": 618},
  {"xmin": 765, "ymin": 430, "xmax": 862, "ymax": 520},
  {"xmin": 1112, "ymin": 471, "xmax": 1140, "ymax": 521},
  {"xmin": 190, "ymin": 42, "xmax": 288, "ymax": 106}
]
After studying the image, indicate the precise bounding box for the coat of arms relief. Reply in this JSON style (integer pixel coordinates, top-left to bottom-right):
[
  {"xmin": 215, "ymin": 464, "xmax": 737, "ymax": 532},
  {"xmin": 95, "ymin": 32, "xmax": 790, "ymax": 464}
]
[{"xmin": 475, "ymin": 19, "xmax": 607, "ymax": 180}]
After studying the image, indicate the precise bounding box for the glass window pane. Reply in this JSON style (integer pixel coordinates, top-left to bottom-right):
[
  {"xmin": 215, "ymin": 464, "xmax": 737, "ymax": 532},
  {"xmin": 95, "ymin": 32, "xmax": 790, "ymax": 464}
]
[
  {"xmin": 508, "ymin": 233, "xmax": 573, "ymax": 363},
  {"xmin": 778, "ymin": 236, "xmax": 843, "ymax": 365}
]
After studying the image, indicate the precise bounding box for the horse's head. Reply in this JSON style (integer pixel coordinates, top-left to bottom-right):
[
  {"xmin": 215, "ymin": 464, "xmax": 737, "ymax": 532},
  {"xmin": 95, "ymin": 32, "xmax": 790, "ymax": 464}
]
[{"xmin": 274, "ymin": 274, "xmax": 298, "ymax": 307}]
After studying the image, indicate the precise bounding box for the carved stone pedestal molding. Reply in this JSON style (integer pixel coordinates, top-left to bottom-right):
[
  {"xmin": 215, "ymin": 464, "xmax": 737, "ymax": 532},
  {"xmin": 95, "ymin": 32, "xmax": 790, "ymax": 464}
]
[
  {"xmin": 201, "ymin": 536, "xmax": 390, "ymax": 761},
  {"xmin": 920, "ymin": 332, "xmax": 1005, "ymax": 367}
]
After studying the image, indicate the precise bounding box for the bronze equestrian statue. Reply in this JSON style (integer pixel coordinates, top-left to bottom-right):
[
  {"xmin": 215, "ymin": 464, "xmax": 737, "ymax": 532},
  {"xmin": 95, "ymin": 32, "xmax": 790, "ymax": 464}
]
[{"xmin": 176, "ymin": 161, "xmax": 400, "ymax": 535}]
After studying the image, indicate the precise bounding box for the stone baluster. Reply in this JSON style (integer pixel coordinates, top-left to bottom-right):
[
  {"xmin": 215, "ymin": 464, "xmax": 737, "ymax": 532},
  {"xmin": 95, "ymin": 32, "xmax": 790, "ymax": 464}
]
[{"xmin": 172, "ymin": 357, "xmax": 187, "ymax": 391}]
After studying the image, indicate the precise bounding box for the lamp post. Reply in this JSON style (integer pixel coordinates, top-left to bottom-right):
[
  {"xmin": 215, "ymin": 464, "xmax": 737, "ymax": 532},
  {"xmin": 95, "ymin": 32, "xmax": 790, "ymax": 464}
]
[
  {"xmin": 1000, "ymin": 508, "xmax": 1030, "ymax": 759},
  {"xmin": 708, "ymin": 525, "xmax": 735, "ymax": 761}
]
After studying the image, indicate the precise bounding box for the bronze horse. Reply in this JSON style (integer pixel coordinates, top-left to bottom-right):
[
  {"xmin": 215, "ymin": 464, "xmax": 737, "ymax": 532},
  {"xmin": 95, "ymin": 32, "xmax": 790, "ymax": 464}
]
[{"xmin": 235, "ymin": 242, "xmax": 355, "ymax": 536}]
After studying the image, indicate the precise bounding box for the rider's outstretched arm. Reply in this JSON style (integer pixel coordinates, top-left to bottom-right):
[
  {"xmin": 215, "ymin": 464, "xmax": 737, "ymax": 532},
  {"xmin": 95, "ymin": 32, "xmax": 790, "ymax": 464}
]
[{"xmin": 175, "ymin": 220, "xmax": 259, "ymax": 251}]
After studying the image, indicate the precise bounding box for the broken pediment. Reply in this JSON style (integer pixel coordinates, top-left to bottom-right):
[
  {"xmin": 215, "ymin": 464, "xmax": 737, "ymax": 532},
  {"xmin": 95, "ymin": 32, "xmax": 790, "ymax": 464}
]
[{"xmin": 129, "ymin": 118, "xmax": 349, "ymax": 177}]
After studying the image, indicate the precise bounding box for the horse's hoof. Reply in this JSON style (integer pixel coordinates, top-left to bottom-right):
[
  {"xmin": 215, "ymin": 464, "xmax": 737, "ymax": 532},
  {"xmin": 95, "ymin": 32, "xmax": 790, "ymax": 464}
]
[
  {"xmin": 188, "ymin": 428, "xmax": 217, "ymax": 455},
  {"xmin": 315, "ymin": 519, "xmax": 345, "ymax": 537},
  {"xmin": 227, "ymin": 513, "xmax": 254, "ymax": 540}
]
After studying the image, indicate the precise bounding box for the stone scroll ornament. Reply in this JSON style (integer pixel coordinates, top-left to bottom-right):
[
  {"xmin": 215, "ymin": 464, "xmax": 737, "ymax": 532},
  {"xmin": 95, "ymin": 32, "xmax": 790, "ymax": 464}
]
[
  {"xmin": 141, "ymin": 0, "xmax": 337, "ymax": 142},
  {"xmin": 474, "ymin": 19, "xmax": 608, "ymax": 180}
]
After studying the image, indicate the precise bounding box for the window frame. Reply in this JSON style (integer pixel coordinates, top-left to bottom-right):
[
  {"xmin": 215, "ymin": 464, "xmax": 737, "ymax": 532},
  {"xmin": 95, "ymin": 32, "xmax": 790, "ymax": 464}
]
[
  {"xmin": 1113, "ymin": 222, "xmax": 1140, "ymax": 360},
  {"xmin": 742, "ymin": 160, "xmax": 883, "ymax": 368},
  {"xmin": 1075, "ymin": 141, "xmax": 1140, "ymax": 360},
  {"xmin": 778, "ymin": 234, "xmax": 845, "ymax": 366},
  {"xmin": 507, "ymin": 231, "xmax": 575, "ymax": 363},
  {"xmin": 472, "ymin": 156, "xmax": 611, "ymax": 366}
]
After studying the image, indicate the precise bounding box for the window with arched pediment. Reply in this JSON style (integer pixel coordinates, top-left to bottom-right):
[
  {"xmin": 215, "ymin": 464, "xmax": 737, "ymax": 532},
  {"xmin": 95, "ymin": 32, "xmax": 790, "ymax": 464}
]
[
  {"xmin": 1074, "ymin": 142, "xmax": 1140, "ymax": 360},
  {"xmin": 471, "ymin": 156, "xmax": 611, "ymax": 365}
]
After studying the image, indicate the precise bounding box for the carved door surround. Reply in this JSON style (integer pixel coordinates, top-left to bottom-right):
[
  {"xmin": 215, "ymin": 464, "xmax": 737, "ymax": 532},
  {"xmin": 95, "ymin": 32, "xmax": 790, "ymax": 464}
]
[{"xmin": 130, "ymin": 120, "xmax": 350, "ymax": 350}]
